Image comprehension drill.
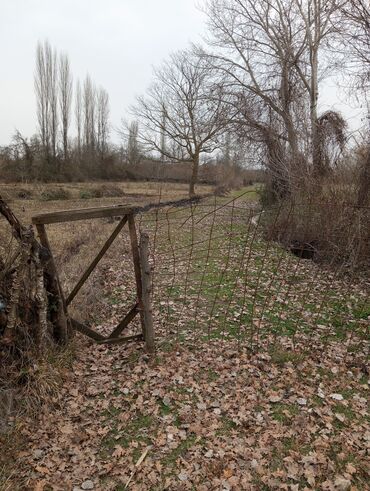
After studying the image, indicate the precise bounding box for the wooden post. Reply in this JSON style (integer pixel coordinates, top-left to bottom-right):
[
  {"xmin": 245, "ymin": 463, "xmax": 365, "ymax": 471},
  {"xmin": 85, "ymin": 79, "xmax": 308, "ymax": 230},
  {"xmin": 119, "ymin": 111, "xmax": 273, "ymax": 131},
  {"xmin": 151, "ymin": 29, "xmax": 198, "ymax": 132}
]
[
  {"xmin": 27, "ymin": 205, "xmax": 155, "ymax": 347},
  {"xmin": 128, "ymin": 214, "xmax": 145, "ymax": 334},
  {"xmin": 35, "ymin": 224, "xmax": 70, "ymax": 343},
  {"xmin": 139, "ymin": 232, "xmax": 155, "ymax": 353}
]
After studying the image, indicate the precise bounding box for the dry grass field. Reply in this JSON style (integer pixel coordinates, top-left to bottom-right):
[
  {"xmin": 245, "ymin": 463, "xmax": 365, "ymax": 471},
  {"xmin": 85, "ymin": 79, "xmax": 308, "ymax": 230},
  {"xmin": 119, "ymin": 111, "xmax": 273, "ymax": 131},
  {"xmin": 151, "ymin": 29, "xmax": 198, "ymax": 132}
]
[
  {"xmin": 0, "ymin": 181, "xmax": 213, "ymax": 322},
  {"xmin": 0, "ymin": 181, "xmax": 213, "ymax": 219}
]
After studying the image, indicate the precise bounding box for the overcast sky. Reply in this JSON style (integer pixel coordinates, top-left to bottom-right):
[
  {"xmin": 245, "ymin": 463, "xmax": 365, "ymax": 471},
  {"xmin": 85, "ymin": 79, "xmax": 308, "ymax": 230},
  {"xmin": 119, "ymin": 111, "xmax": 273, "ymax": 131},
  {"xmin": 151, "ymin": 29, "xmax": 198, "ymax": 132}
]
[
  {"xmin": 0, "ymin": 0, "xmax": 365, "ymax": 146},
  {"xmin": 0, "ymin": 0, "xmax": 207, "ymax": 145}
]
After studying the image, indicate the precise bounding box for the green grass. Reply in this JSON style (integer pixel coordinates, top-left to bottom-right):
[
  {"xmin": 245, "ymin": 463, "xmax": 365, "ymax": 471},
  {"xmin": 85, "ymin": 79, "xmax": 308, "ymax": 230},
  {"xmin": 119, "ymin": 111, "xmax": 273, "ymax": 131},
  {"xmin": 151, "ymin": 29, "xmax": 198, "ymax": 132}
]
[
  {"xmin": 158, "ymin": 399, "xmax": 172, "ymax": 416},
  {"xmin": 216, "ymin": 416, "xmax": 238, "ymax": 435},
  {"xmin": 100, "ymin": 413, "xmax": 154, "ymax": 459},
  {"xmin": 269, "ymin": 348, "xmax": 305, "ymax": 366},
  {"xmin": 149, "ymin": 191, "xmax": 366, "ymax": 349},
  {"xmin": 333, "ymin": 403, "xmax": 356, "ymax": 421},
  {"xmin": 271, "ymin": 403, "xmax": 299, "ymax": 424},
  {"xmin": 228, "ymin": 185, "xmax": 261, "ymax": 201},
  {"xmin": 162, "ymin": 434, "xmax": 198, "ymax": 466}
]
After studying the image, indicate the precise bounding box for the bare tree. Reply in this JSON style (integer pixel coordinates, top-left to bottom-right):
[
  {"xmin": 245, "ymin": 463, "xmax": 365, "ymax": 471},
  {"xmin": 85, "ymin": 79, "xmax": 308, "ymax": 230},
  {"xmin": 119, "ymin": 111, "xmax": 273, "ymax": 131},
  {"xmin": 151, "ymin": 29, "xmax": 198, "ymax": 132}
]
[
  {"xmin": 48, "ymin": 45, "xmax": 58, "ymax": 161},
  {"xmin": 83, "ymin": 74, "xmax": 96, "ymax": 152},
  {"xmin": 341, "ymin": 0, "xmax": 370, "ymax": 92},
  {"xmin": 127, "ymin": 120, "xmax": 141, "ymax": 166},
  {"xmin": 223, "ymin": 132, "xmax": 231, "ymax": 167},
  {"xmin": 132, "ymin": 49, "xmax": 232, "ymax": 196},
  {"xmin": 35, "ymin": 41, "xmax": 49, "ymax": 156},
  {"xmin": 75, "ymin": 79, "xmax": 82, "ymax": 157},
  {"xmin": 205, "ymin": 0, "xmax": 304, "ymax": 160},
  {"xmin": 204, "ymin": 0, "xmax": 342, "ymax": 195},
  {"xmin": 10, "ymin": 131, "xmax": 36, "ymax": 181},
  {"xmin": 340, "ymin": 0, "xmax": 370, "ymax": 205},
  {"xmin": 204, "ymin": 0, "xmax": 308, "ymax": 196},
  {"xmin": 292, "ymin": 0, "xmax": 342, "ymax": 176},
  {"xmin": 34, "ymin": 40, "xmax": 58, "ymax": 164},
  {"xmin": 160, "ymin": 106, "xmax": 166, "ymax": 162},
  {"xmin": 59, "ymin": 52, "xmax": 73, "ymax": 162},
  {"xmin": 96, "ymin": 87, "xmax": 110, "ymax": 158}
]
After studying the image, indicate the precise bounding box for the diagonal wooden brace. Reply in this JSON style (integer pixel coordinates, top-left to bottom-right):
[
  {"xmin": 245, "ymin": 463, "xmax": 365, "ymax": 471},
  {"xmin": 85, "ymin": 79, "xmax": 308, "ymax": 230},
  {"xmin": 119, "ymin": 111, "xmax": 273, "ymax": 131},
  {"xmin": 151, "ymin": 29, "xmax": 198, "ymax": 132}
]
[
  {"xmin": 108, "ymin": 303, "xmax": 139, "ymax": 339},
  {"xmin": 70, "ymin": 317, "xmax": 106, "ymax": 342},
  {"xmin": 97, "ymin": 334, "xmax": 144, "ymax": 345},
  {"xmin": 66, "ymin": 215, "xmax": 128, "ymax": 306}
]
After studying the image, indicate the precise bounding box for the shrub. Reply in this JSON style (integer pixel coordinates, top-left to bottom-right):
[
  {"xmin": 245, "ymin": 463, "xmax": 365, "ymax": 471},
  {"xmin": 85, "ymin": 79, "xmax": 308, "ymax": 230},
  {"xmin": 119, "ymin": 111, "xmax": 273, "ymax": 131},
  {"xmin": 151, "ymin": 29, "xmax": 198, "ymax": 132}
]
[
  {"xmin": 16, "ymin": 188, "xmax": 33, "ymax": 200},
  {"xmin": 79, "ymin": 185, "xmax": 125, "ymax": 199},
  {"xmin": 263, "ymin": 198, "xmax": 369, "ymax": 272},
  {"xmin": 79, "ymin": 189, "xmax": 94, "ymax": 199},
  {"xmin": 86, "ymin": 184, "xmax": 125, "ymax": 198},
  {"xmin": 40, "ymin": 187, "xmax": 71, "ymax": 201},
  {"xmin": 214, "ymin": 184, "xmax": 230, "ymax": 197}
]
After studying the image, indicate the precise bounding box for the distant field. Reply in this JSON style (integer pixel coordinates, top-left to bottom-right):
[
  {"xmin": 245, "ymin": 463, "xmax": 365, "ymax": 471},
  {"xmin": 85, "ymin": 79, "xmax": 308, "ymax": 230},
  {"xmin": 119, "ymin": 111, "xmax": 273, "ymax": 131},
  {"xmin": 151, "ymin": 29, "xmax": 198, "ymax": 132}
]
[
  {"xmin": 0, "ymin": 180, "xmax": 215, "ymax": 322},
  {"xmin": 0, "ymin": 180, "xmax": 213, "ymax": 219}
]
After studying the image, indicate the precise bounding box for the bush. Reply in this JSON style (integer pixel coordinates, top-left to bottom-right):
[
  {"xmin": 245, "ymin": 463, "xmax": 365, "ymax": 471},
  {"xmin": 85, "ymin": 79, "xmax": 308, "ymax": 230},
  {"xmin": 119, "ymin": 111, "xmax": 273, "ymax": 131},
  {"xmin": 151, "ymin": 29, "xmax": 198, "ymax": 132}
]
[
  {"xmin": 98, "ymin": 184, "xmax": 125, "ymax": 197},
  {"xmin": 81, "ymin": 184, "xmax": 125, "ymax": 199},
  {"xmin": 263, "ymin": 199, "xmax": 369, "ymax": 272},
  {"xmin": 16, "ymin": 188, "xmax": 33, "ymax": 200},
  {"xmin": 79, "ymin": 189, "xmax": 94, "ymax": 199},
  {"xmin": 79, "ymin": 185, "xmax": 125, "ymax": 199},
  {"xmin": 40, "ymin": 187, "xmax": 71, "ymax": 201},
  {"xmin": 214, "ymin": 184, "xmax": 230, "ymax": 197}
]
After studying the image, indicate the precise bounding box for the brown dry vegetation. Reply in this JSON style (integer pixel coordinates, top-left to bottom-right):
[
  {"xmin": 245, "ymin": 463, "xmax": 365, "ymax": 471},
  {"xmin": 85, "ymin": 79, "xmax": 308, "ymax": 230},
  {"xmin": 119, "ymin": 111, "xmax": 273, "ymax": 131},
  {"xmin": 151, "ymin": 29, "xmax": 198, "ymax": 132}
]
[
  {"xmin": 0, "ymin": 180, "xmax": 212, "ymax": 321},
  {"xmin": 0, "ymin": 186, "xmax": 368, "ymax": 490}
]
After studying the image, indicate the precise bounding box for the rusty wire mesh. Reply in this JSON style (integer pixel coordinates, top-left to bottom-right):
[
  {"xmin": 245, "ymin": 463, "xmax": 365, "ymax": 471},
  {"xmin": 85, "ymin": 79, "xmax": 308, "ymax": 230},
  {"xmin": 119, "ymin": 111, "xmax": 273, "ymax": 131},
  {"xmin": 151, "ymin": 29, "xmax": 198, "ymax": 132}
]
[
  {"xmin": 137, "ymin": 195, "xmax": 369, "ymax": 352},
  {"xmin": 2, "ymin": 193, "xmax": 368, "ymax": 352}
]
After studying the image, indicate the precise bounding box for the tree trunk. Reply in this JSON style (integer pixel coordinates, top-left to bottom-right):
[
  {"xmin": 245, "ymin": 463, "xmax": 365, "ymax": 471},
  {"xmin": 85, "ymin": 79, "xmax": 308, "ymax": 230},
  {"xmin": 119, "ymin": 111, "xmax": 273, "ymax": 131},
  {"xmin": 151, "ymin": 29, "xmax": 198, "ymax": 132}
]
[
  {"xmin": 139, "ymin": 232, "xmax": 155, "ymax": 353},
  {"xmin": 357, "ymin": 144, "xmax": 370, "ymax": 206},
  {"xmin": 189, "ymin": 153, "xmax": 200, "ymax": 197},
  {"xmin": 0, "ymin": 195, "xmax": 69, "ymax": 347},
  {"xmin": 310, "ymin": 48, "xmax": 322, "ymax": 177}
]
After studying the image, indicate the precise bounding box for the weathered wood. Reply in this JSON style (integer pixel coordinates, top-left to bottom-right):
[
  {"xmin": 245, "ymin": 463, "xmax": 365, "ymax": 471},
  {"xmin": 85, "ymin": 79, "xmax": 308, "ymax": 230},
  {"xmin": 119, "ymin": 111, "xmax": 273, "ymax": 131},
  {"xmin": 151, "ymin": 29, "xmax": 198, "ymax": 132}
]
[
  {"xmin": 32, "ymin": 205, "xmax": 134, "ymax": 225},
  {"xmin": 36, "ymin": 224, "xmax": 70, "ymax": 343},
  {"xmin": 0, "ymin": 195, "xmax": 50, "ymax": 347},
  {"xmin": 0, "ymin": 195, "xmax": 49, "ymax": 262},
  {"xmin": 139, "ymin": 233, "xmax": 155, "ymax": 352},
  {"xmin": 27, "ymin": 206, "xmax": 148, "ymax": 348},
  {"xmin": 0, "ymin": 195, "xmax": 31, "ymax": 241},
  {"xmin": 97, "ymin": 334, "xmax": 143, "ymax": 345},
  {"xmin": 66, "ymin": 215, "xmax": 129, "ymax": 306},
  {"xmin": 70, "ymin": 318, "xmax": 106, "ymax": 342},
  {"xmin": 128, "ymin": 214, "xmax": 145, "ymax": 334},
  {"xmin": 108, "ymin": 303, "xmax": 139, "ymax": 339}
]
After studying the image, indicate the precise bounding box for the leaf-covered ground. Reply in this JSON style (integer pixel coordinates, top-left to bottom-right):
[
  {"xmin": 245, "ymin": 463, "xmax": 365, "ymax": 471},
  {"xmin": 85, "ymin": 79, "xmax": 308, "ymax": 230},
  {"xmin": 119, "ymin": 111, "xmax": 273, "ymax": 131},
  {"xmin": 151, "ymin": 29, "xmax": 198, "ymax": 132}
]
[
  {"xmin": 5, "ymin": 194, "xmax": 370, "ymax": 490},
  {"xmin": 14, "ymin": 335, "xmax": 369, "ymax": 490}
]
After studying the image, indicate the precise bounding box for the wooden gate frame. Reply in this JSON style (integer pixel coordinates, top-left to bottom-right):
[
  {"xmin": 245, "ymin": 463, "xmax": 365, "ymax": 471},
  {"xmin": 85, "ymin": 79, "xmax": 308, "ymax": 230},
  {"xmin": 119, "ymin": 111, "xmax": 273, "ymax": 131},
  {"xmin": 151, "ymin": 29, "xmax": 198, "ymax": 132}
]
[{"xmin": 32, "ymin": 205, "xmax": 154, "ymax": 350}]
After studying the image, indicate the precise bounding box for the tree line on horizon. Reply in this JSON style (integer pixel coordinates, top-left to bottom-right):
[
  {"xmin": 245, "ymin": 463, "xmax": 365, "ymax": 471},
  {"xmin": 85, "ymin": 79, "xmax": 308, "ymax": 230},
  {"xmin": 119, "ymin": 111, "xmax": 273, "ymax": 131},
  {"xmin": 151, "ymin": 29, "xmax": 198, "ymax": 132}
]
[{"xmin": 0, "ymin": 0, "xmax": 368, "ymax": 204}]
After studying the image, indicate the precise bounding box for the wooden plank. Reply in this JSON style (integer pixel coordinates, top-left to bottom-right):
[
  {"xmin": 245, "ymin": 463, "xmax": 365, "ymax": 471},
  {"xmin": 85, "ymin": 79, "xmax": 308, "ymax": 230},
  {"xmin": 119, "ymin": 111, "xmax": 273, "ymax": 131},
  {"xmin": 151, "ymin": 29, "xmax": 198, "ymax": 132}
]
[
  {"xmin": 32, "ymin": 205, "xmax": 134, "ymax": 225},
  {"xmin": 108, "ymin": 303, "xmax": 139, "ymax": 339},
  {"xmin": 128, "ymin": 214, "xmax": 145, "ymax": 333},
  {"xmin": 36, "ymin": 223, "xmax": 70, "ymax": 343},
  {"xmin": 139, "ymin": 233, "xmax": 155, "ymax": 352},
  {"xmin": 70, "ymin": 318, "xmax": 106, "ymax": 342},
  {"xmin": 97, "ymin": 334, "xmax": 143, "ymax": 345},
  {"xmin": 66, "ymin": 215, "xmax": 129, "ymax": 306}
]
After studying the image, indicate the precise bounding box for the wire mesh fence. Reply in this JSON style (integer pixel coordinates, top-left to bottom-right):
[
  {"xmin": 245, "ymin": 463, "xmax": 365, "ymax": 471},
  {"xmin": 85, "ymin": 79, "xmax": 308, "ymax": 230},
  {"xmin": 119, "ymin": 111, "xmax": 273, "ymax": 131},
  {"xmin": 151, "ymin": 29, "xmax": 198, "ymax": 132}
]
[
  {"xmin": 137, "ymin": 195, "xmax": 369, "ymax": 352},
  {"xmin": 1, "ymin": 192, "xmax": 368, "ymax": 353}
]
